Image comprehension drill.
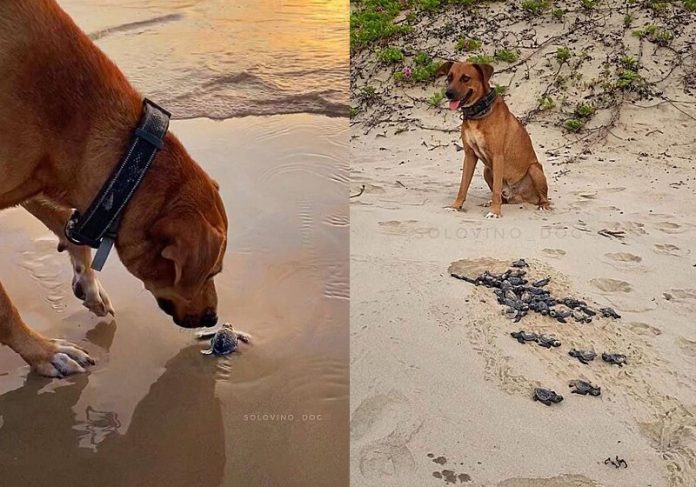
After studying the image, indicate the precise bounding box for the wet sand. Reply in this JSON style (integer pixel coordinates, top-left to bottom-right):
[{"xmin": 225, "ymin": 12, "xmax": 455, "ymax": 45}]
[{"xmin": 0, "ymin": 115, "xmax": 348, "ymax": 486}]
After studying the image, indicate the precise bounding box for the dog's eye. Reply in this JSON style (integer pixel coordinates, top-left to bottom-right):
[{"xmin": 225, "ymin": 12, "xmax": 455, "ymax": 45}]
[
  {"xmin": 447, "ymin": 74, "xmax": 453, "ymax": 82},
  {"xmin": 460, "ymin": 75, "xmax": 470, "ymax": 82}
]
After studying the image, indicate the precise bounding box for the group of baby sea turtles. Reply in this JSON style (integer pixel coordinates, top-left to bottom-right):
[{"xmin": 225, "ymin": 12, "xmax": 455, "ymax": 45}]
[
  {"xmin": 451, "ymin": 258, "xmax": 621, "ymax": 324},
  {"xmin": 451, "ymin": 259, "xmax": 630, "ymax": 408},
  {"xmin": 196, "ymin": 323, "xmax": 252, "ymax": 356}
]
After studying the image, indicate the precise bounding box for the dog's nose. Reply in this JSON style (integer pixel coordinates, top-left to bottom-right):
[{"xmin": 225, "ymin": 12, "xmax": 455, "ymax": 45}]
[
  {"xmin": 201, "ymin": 309, "xmax": 218, "ymax": 328},
  {"xmin": 445, "ymin": 89, "xmax": 455, "ymax": 100}
]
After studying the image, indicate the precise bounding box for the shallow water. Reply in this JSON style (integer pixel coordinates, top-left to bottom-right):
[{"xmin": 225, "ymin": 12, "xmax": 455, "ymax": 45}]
[
  {"xmin": 0, "ymin": 114, "xmax": 348, "ymax": 486},
  {"xmin": 59, "ymin": 0, "xmax": 349, "ymax": 118}
]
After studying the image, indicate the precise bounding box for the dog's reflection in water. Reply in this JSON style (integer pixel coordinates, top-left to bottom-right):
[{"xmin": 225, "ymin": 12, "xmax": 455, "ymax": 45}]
[{"xmin": 0, "ymin": 320, "xmax": 225, "ymax": 486}]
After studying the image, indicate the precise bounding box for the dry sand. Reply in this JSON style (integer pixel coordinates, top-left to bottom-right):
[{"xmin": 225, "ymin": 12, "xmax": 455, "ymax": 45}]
[{"xmin": 350, "ymin": 1, "xmax": 696, "ymax": 486}]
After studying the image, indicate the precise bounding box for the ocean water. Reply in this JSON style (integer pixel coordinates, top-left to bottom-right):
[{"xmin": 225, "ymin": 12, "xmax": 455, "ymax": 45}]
[{"xmin": 61, "ymin": 0, "xmax": 349, "ymax": 118}]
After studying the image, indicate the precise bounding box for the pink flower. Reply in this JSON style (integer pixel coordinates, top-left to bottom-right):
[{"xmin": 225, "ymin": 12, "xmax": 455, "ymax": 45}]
[{"xmin": 403, "ymin": 66, "xmax": 412, "ymax": 78}]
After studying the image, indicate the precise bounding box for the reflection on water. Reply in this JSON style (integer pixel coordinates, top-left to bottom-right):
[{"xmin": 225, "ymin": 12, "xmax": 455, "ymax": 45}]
[
  {"xmin": 59, "ymin": 0, "xmax": 349, "ymax": 118},
  {"xmin": 0, "ymin": 114, "xmax": 348, "ymax": 486}
]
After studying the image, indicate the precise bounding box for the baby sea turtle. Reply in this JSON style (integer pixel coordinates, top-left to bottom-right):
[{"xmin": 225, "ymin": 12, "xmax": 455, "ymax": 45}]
[
  {"xmin": 537, "ymin": 334, "xmax": 561, "ymax": 348},
  {"xmin": 197, "ymin": 323, "xmax": 252, "ymax": 356},
  {"xmin": 532, "ymin": 278, "xmax": 550, "ymax": 288},
  {"xmin": 511, "ymin": 330, "xmax": 538, "ymax": 344},
  {"xmin": 512, "ymin": 259, "xmax": 529, "ymax": 268},
  {"xmin": 569, "ymin": 380, "xmax": 601, "ymax": 396},
  {"xmin": 600, "ymin": 307, "xmax": 621, "ymax": 319},
  {"xmin": 602, "ymin": 352, "xmax": 627, "ymax": 366},
  {"xmin": 569, "ymin": 348, "xmax": 597, "ymax": 365},
  {"xmin": 533, "ymin": 388, "xmax": 563, "ymax": 406}
]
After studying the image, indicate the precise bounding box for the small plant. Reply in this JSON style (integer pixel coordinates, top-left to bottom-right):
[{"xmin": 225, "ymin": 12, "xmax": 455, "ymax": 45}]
[
  {"xmin": 564, "ymin": 118, "xmax": 585, "ymax": 132},
  {"xmin": 575, "ymin": 104, "xmax": 595, "ymax": 117},
  {"xmin": 616, "ymin": 69, "xmax": 639, "ymax": 88},
  {"xmin": 361, "ymin": 85, "xmax": 377, "ymax": 98},
  {"xmin": 350, "ymin": 1, "xmax": 411, "ymax": 48},
  {"xmin": 686, "ymin": 0, "xmax": 696, "ymax": 10},
  {"xmin": 429, "ymin": 89, "xmax": 445, "ymax": 107},
  {"xmin": 648, "ymin": 0, "xmax": 669, "ymax": 11},
  {"xmin": 620, "ymin": 55, "xmax": 639, "ymax": 71},
  {"xmin": 494, "ymin": 84, "xmax": 507, "ymax": 95},
  {"xmin": 414, "ymin": 52, "xmax": 431, "ymax": 66},
  {"xmin": 539, "ymin": 96, "xmax": 556, "ymax": 110},
  {"xmin": 412, "ymin": 61, "xmax": 440, "ymax": 82},
  {"xmin": 552, "ymin": 8, "xmax": 566, "ymax": 19},
  {"xmin": 350, "ymin": 107, "xmax": 360, "ymax": 119},
  {"xmin": 418, "ymin": 0, "xmax": 441, "ymax": 12},
  {"xmin": 522, "ymin": 0, "xmax": 549, "ymax": 14},
  {"xmin": 467, "ymin": 54, "xmax": 494, "ymax": 64},
  {"xmin": 623, "ymin": 13, "xmax": 635, "ymax": 27},
  {"xmin": 494, "ymin": 49, "xmax": 519, "ymax": 63},
  {"xmin": 378, "ymin": 46, "xmax": 404, "ymax": 64},
  {"xmin": 394, "ymin": 71, "xmax": 406, "ymax": 82},
  {"xmin": 581, "ymin": 0, "xmax": 598, "ymax": 9},
  {"xmin": 556, "ymin": 47, "xmax": 571, "ymax": 64},
  {"xmin": 653, "ymin": 29, "xmax": 673, "ymax": 45},
  {"xmin": 455, "ymin": 37, "xmax": 482, "ymax": 51}
]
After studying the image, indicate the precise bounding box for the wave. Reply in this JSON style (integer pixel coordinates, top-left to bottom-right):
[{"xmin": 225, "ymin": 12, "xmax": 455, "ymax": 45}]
[{"xmin": 88, "ymin": 14, "xmax": 184, "ymax": 41}]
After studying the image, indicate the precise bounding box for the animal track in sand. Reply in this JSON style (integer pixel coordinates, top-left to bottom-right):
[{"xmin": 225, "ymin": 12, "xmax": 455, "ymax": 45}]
[
  {"xmin": 654, "ymin": 243, "xmax": 689, "ymax": 257},
  {"xmin": 627, "ymin": 322, "xmax": 662, "ymax": 336},
  {"xmin": 351, "ymin": 390, "xmax": 422, "ymax": 483},
  {"xmin": 542, "ymin": 248, "xmax": 566, "ymax": 258},
  {"xmin": 604, "ymin": 252, "xmax": 642, "ymax": 263},
  {"xmin": 590, "ymin": 278, "xmax": 632, "ymax": 293},
  {"xmin": 497, "ymin": 474, "xmax": 598, "ymax": 487},
  {"xmin": 654, "ymin": 221, "xmax": 686, "ymax": 234}
]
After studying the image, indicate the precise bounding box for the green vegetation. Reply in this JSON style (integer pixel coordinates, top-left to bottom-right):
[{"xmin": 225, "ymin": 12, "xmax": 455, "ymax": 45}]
[
  {"xmin": 429, "ymin": 89, "xmax": 445, "ymax": 107},
  {"xmin": 378, "ymin": 46, "xmax": 404, "ymax": 63},
  {"xmin": 417, "ymin": 0, "xmax": 441, "ymax": 12},
  {"xmin": 521, "ymin": 0, "xmax": 549, "ymax": 14},
  {"xmin": 575, "ymin": 104, "xmax": 595, "ymax": 117},
  {"xmin": 350, "ymin": 1, "xmax": 411, "ymax": 48},
  {"xmin": 686, "ymin": 0, "xmax": 696, "ymax": 10},
  {"xmin": 494, "ymin": 49, "xmax": 519, "ymax": 63},
  {"xmin": 632, "ymin": 24, "xmax": 672, "ymax": 45},
  {"xmin": 350, "ymin": 107, "xmax": 360, "ymax": 118},
  {"xmin": 552, "ymin": 8, "xmax": 565, "ymax": 19},
  {"xmin": 620, "ymin": 55, "xmax": 639, "ymax": 71},
  {"xmin": 467, "ymin": 54, "xmax": 494, "ymax": 64},
  {"xmin": 623, "ymin": 13, "xmax": 635, "ymax": 27},
  {"xmin": 616, "ymin": 69, "xmax": 640, "ymax": 88},
  {"xmin": 494, "ymin": 84, "xmax": 507, "ymax": 95},
  {"xmin": 564, "ymin": 118, "xmax": 585, "ymax": 132},
  {"xmin": 648, "ymin": 0, "xmax": 669, "ymax": 11},
  {"xmin": 394, "ymin": 70, "xmax": 406, "ymax": 82},
  {"xmin": 361, "ymin": 85, "xmax": 377, "ymax": 98},
  {"xmin": 539, "ymin": 96, "xmax": 556, "ymax": 110},
  {"xmin": 455, "ymin": 37, "xmax": 482, "ymax": 51},
  {"xmin": 580, "ymin": 0, "xmax": 598, "ymax": 9},
  {"xmin": 555, "ymin": 47, "xmax": 571, "ymax": 64}
]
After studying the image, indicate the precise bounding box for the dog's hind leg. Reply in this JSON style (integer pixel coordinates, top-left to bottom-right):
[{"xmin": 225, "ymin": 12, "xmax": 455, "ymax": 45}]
[
  {"xmin": 21, "ymin": 197, "xmax": 115, "ymax": 317},
  {"xmin": 0, "ymin": 280, "xmax": 94, "ymax": 376},
  {"xmin": 528, "ymin": 163, "xmax": 550, "ymax": 210}
]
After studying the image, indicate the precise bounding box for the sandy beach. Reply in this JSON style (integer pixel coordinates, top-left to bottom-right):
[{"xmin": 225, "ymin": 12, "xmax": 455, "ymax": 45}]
[
  {"xmin": 0, "ymin": 2, "xmax": 348, "ymax": 486},
  {"xmin": 350, "ymin": 1, "xmax": 696, "ymax": 485}
]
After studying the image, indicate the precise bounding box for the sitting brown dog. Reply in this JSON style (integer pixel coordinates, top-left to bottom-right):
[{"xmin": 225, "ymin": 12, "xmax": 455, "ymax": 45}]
[
  {"xmin": 0, "ymin": 1, "xmax": 227, "ymax": 377},
  {"xmin": 436, "ymin": 61, "xmax": 550, "ymax": 218}
]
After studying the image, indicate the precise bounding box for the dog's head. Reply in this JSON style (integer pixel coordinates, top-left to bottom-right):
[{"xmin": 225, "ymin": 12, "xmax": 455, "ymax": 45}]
[
  {"xmin": 122, "ymin": 139, "xmax": 228, "ymax": 329},
  {"xmin": 436, "ymin": 61, "xmax": 494, "ymax": 111}
]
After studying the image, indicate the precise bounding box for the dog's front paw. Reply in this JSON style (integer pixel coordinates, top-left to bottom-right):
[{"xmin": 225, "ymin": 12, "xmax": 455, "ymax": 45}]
[
  {"xmin": 485, "ymin": 211, "xmax": 502, "ymax": 219},
  {"xmin": 73, "ymin": 272, "xmax": 115, "ymax": 317},
  {"xmin": 538, "ymin": 202, "xmax": 552, "ymax": 211},
  {"xmin": 31, "ymin": 339, "xmax": 95, "ymax": 378}
]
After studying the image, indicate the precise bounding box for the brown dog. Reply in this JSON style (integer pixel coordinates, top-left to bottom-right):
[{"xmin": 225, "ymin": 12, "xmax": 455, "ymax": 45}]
[
  {"xmin": 436, "ymin": 61, "xmax": 550, "ymax": 218},
  {"xmin": 0, "ymin": 1, "xmax": 227, "ymax": 377}
]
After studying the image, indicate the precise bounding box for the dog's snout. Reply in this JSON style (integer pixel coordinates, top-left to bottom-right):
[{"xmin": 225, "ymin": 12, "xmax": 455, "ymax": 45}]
[
  {"xmin": 157, "ymin": 298, "xmax": 175, "ymax": 316},
  {"xmin": 445, "ymin": 89, "xmax": 455, "ymax": 100},
  {"xmin": 201, "ymin": 309, "xmax": 218, "ymax": 328}
]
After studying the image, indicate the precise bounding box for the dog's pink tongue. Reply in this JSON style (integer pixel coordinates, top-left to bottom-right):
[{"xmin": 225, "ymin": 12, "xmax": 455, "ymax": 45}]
[{"xmin": 449, "ymin": 100, "xmax": 460, "ymax": 111}]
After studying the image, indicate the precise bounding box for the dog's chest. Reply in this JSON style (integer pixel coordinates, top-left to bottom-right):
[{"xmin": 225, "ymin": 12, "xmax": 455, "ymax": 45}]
[{"xmin": 462, "ymin": 128, "xmax": 490, "ymax": 164}]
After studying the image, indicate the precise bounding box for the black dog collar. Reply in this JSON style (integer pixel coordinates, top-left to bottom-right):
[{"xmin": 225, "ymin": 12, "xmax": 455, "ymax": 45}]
[
  {"xmin": 65, "ymin": 98, "xmax": 171, "ymax": 271},
  {"xmin": 460, "ymin": 88, "xmax": 497, "ymax": 120}
]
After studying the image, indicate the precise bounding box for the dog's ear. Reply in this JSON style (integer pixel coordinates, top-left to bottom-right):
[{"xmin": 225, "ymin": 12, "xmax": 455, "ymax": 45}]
[
  {"xmin": 153, "ymin": 211, "xmax": 225, "ymax": 288},
  {"xmin": 435, "ymin": 61, "xmax": 454, "ymax": 79},
  {"xmin": 474, "ymin": 64, "xmax": 494, "ymax": 86}
]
